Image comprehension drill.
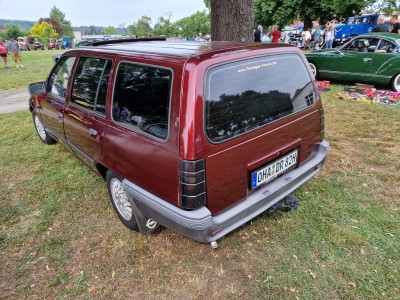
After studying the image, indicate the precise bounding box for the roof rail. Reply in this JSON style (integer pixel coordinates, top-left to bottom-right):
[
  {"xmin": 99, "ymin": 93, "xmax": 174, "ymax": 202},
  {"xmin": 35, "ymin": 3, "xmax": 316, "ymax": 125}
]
[{"xmin": 87, "ymin": 37, "xmax": 167, "ymax": 46}]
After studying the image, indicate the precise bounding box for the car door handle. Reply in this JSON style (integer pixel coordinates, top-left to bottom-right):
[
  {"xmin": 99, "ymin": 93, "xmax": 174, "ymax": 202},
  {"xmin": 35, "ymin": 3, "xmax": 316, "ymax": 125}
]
[
  {"xmin": 89, "ymin": 128, "xmax": 98, "ymax": 136},
  {"xmin": 363, "ymin": 58, "xmax": 372, "ymax": 62}
]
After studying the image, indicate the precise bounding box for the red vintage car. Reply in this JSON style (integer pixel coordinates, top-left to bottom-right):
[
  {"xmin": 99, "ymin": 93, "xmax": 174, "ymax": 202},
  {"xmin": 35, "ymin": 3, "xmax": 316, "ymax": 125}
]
[{"xmin": 28, "ymin": 38, "xmax": 329, "ymax": 245}]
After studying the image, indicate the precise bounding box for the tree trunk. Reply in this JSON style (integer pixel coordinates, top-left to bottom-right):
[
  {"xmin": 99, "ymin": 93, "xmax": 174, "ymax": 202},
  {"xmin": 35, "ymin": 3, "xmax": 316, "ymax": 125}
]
[
  {"xmin": 211, "ymin": 0, "xmax": 254, "ymax": 42},
  {"xmin": 303, "ymin": 16, "xmax": 313, "ymax": 32}
]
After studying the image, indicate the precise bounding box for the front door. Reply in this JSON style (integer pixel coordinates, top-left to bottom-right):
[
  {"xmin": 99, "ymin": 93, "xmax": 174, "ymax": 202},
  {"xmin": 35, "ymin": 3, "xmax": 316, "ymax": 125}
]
[
  {"xmin": 325, "ymin": 37, "xmax": 379, "ymax": 82},
  {"xmin": 63, "ymin": 56, "xmax": 113, "ymax": 168},
  {"xmin": 40, "ymin": 56, "xmax": 76, "ymax": 141}
]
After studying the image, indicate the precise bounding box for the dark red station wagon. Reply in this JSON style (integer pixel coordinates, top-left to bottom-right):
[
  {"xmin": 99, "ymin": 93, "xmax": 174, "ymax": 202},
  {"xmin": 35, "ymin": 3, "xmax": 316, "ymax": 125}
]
[{"xmin": 28, "ymin": 38, "xmax": 329, "ymax": 246}]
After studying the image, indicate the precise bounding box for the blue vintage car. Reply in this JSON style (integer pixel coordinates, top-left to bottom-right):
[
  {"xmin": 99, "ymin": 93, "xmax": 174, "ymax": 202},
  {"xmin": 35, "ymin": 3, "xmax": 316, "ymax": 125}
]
[{"xmin": 334, "ymin": 14, "xmax": 379, "ymax": 46}]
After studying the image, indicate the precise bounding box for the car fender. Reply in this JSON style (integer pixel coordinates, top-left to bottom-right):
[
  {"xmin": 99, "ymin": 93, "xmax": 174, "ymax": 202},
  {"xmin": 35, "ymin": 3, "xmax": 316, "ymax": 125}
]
[{"xmin": 373, "ymin": 56, "xmax": 400, "ymax": 76}]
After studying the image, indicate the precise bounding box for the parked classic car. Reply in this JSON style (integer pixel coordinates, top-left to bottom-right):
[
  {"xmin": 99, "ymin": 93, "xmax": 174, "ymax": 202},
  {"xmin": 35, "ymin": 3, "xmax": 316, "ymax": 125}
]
[
  {"xmin": 28, "ymin": 38, "xmax": 329, "ymax": 245},
  {"xmin": 305, "ymin": 33, "xmax": 400, "ymax": 91}
]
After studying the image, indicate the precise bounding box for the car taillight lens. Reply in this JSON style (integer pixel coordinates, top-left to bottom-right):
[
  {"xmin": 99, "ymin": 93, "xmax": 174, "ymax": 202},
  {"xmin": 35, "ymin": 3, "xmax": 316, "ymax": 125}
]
[
  {"xmin": 179, "ymin": 158, "xmax": 206, "ymax": 209},
  {"xmin": 320, "ymin": 108, "xmax": 325, "ymax": 140}
]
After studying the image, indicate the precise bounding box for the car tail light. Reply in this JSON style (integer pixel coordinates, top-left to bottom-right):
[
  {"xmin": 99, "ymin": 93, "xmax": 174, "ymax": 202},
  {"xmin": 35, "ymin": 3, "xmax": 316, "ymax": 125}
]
[
  {"xmin": 179, "ymin": 158, "xmax": 206, "ymax": 209},
  {"xmin": 319, "ymin": 108, "xmax": 325, "ymax": 140}
]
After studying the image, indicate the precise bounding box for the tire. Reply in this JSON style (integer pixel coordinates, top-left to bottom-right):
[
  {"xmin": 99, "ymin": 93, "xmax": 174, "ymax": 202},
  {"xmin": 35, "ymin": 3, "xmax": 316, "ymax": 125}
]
[
  {"xmin": 308, "ymin": 41, "xmax": 315, "ymax": 51},
  {"xmin": 392, "ymin": 73, "xmax": 400, "ymax": 92},
  {"xmin": 106, "ymin": 170, "xmax": 139, "ymax": 231},
  {"xmin": 32, "ymin": 111, "xmax": 56, "ymax": 144},
  {"xmin": 309, "ymin": 62, "xmax": 318, "ymax": 80}
]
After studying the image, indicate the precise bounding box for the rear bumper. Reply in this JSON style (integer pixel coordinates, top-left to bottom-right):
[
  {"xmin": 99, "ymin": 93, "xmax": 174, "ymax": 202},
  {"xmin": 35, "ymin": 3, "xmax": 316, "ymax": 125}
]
[{"xmin": 124, "ymin": 140, "xmax": 329, "ymax": 243}]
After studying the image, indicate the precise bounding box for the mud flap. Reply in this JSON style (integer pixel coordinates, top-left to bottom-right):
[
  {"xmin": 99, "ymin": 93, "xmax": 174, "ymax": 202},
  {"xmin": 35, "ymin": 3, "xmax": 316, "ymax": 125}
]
[
  {"xmin": 130, "ymin": 198, "xmax": 160, "ymax": 234},
  {"xmin": 270, "ymin": 194, "xmax": 299, "ymax": 212}
]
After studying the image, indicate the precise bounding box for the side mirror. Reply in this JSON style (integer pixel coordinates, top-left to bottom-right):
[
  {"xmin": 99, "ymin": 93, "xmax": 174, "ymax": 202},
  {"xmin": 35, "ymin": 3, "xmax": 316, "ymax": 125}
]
[{"xmin": 28, "ymin": 81, "xmax": 46, "ymax": 95}]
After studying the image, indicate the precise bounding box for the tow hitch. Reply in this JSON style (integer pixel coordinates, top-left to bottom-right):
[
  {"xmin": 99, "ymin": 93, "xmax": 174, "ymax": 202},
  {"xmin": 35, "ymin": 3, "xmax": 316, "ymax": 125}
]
[{"xmin": 270, "ymin": 194, "xmax": 299, "ymax": 212}]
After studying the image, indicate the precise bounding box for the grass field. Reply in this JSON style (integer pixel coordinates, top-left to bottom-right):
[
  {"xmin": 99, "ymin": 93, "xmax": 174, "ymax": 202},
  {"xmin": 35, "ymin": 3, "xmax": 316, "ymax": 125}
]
[
  {"xmin": 0, "ymin": 52, "xmax": 399, "ymax": 299},
  {"xmin": 0, "ymin": 50, "xmax": 66, "ymax": 91}
]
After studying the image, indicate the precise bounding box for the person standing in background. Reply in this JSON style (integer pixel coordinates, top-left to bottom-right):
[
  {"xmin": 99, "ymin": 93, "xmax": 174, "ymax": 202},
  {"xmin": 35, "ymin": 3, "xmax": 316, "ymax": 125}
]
[
  {"xmin": 325, "ymin": 26, "xmax": 334, "ymax": 48},
  {"xmin": 313, "ymin": 26, "xmax": 322, "ymax": 49},
  {"xmin": 0, "ymin": 37, "xmax": 9, "ymax": 69},
  {"xmin": 389, "ymin": 14, "xmax": 400, "ymax": 33},
  {"xmin": 6, "ymin": 37, "xmax": 24, "ymax": 68},
  {"xmin": 271, "ymin": 26, "xmax": 281, "ymax": 43},
  {"xmin": 254, "ymin": 25, "xmax": 262, "ymax": 42},
  {"xmin": 303, "ymin": 28, "xmax": 312, "ymax": 47},
  {"xmin": 372, "ymin": 15, "xmax": 389, "ymax": 32}
]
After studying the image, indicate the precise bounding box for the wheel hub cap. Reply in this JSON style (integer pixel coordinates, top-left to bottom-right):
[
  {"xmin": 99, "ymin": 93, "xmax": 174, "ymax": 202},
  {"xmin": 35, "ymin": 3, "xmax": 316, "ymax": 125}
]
[
  {"xmin": 111, "ymin": 178, "xmax": 132, "ymax": 221},
  {"xmin": 34, "ymin": 115, "xmax": 47, "ymax": 140}
]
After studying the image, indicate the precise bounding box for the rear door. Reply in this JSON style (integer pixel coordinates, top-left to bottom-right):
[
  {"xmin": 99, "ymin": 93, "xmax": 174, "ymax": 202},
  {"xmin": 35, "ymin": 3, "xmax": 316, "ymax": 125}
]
[
  {"xmin": 40, "ymin": 56, "xmax": 76, "ymax": 141},
  {"xmin": 63, "ymin": 56, "xmax": 113, "ymax": 167},
  {"xmin": 203, "ymin": 53, "xmax": 322, "ymax": 214}
]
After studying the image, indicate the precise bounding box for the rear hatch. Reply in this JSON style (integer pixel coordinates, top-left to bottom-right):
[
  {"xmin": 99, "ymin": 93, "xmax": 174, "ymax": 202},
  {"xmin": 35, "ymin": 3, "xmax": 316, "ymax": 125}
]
[{"xmin": 203, "ymin": 53, "xmax": 322, "ymax": 214}]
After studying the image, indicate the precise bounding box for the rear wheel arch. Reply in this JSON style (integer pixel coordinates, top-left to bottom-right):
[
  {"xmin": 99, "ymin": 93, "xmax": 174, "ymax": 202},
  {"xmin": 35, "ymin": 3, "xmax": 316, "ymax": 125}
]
[
  {"xmin": 106, "ymin": 170, "xmax": 139, "ymax": 231},
  {"xmin": 391, "ymin": 73, "xmax": 400, "ymax": 92}
]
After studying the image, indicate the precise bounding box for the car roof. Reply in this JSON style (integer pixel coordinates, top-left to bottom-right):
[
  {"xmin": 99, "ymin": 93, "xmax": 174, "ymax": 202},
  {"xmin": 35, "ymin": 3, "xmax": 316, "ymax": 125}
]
[
  {"xmin": 73, "ymin": 39, "xmax": 292, "ymax": 59},
  {"xmin": 360, "ymin": 32, "xmax": 400, "ymax": 40}
]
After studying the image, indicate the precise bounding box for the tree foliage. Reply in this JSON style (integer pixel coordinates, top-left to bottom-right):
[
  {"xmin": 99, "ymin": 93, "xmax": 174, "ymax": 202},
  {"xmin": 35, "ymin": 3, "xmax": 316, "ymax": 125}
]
[
  {"xmin": 39, "ymin": 17, "xmax": 62, "ymax": 36},
  {"xmin": 49, "ymin": 6, "xmax": 73, "ymax": 37},
  {"xmin": 153, "ymin": 13, "xmax": 179, "ymax": 37},
  {"xmin": 88, "ymin": 25, "xmax": 102, "ymax": 35},
  {"xmin": 30, "ymin": 21, "xmax": 58, "ymax": 43},
  {"xmin": 174, "ymin": 11, "xmax": 210, "ymax": 38},
  {"xmin": 104, "ymin": 26, "xmax": 118, "ymax": 35},
  {"xmin": 368, "ymin": 0, "xmax": 400, "ymax": 15},
  {"xmin": 0, "ymin": 24, "xmax": 27, "ymax": 39},
  {"xmin": 254, "ymin": 0, "xmax": 375, "ymax": 30},
  {"xmin": 128, "ymin": 16, "xmax": 153, "ymax": 37}
]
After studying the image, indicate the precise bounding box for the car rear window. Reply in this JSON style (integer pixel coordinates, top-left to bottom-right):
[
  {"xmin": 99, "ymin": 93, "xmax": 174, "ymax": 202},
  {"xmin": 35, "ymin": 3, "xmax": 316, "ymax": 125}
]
[{"xmin": 205, "ymin": 54, "xmax": 315, "ymax": 143}]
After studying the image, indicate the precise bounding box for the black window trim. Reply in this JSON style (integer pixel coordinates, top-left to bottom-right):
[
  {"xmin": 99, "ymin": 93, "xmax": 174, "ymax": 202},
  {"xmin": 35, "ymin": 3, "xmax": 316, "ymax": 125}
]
[
  {"xmin": 203, "ymin": 52, "xmax": 315, "ymax": 145},
  {"xmin": 110, "ymin": 60, "xmax": 174, "ymax": 142}
]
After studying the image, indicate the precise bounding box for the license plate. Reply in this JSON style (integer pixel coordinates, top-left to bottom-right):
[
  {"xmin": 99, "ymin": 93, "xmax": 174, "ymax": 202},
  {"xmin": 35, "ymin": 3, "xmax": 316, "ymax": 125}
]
[{"xmin": 251, "ymin": 150, "xmax": 298, "ymax": 189}]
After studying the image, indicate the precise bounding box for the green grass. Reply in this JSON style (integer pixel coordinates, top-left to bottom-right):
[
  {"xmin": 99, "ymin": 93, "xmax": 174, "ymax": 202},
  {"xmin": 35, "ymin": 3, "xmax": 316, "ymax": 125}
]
[
  {"xmin": 0, "ymin": 50, "xmax": 66, "ymax": 91},
  {"xmin": 0, "ymin": 84, "xmax": 399, "ymax": 299}
]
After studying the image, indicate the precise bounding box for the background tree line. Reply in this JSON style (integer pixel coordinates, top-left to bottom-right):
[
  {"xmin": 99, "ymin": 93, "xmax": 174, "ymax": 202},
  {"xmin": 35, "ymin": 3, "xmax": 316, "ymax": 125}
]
[{"xmin": 1, "ymin": 0, "xmax": 399, "ymax": 44}]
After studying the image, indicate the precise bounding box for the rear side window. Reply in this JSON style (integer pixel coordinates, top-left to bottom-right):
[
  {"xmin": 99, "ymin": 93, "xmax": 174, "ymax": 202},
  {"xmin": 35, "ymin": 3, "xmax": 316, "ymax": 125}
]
[
  {"xmin": 112, "ymin": 62, "xmax": 172, "ymax": 140},
  {"xmin": 205, "ymin": 54, "xmax": 314, "ymax": 143}
]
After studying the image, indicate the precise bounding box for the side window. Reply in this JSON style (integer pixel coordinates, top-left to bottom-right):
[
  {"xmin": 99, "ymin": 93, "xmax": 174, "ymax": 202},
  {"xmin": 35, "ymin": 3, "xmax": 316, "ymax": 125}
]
[
  {"xmin": 112, "ymin": 63, "xmax": 172, "ymax": 140},
  {"xmin": 48, "ymin": 56, "xmax": 76, "ymax": 99},
  {"xmin": 369, "ymin": 16, "xmax": 378, "ymax": 24},
  {"xmin": 71, "ymin": 57, "xmax": 111, "ymax": 115},
  {"xmin": 376, "ymin": 40, "xmax": 399, "ymax": 53}
]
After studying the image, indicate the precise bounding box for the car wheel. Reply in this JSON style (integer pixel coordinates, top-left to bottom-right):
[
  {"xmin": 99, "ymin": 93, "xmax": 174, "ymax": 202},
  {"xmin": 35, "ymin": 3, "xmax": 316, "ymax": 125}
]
[
  {"xmin": 309, "ymin": 62, "xmax": 318, "ymax": 79},
  {"xmin": 32, "ymin": 111, "xmax": 56, "ymax": 144},
  {"xmin": 106, "ymin": 170, "xmax": 139, "ymax": 231},
  {"xmin": 392, "ymin": 73, "xmax": 400, "ymax": 92}
]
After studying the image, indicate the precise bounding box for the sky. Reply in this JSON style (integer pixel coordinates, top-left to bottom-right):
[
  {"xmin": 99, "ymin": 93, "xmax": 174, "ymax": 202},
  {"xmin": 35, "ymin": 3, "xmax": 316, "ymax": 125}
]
[{"xmin": 0, "ymin": 0, "xmax": 208, "ymax": 27}]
